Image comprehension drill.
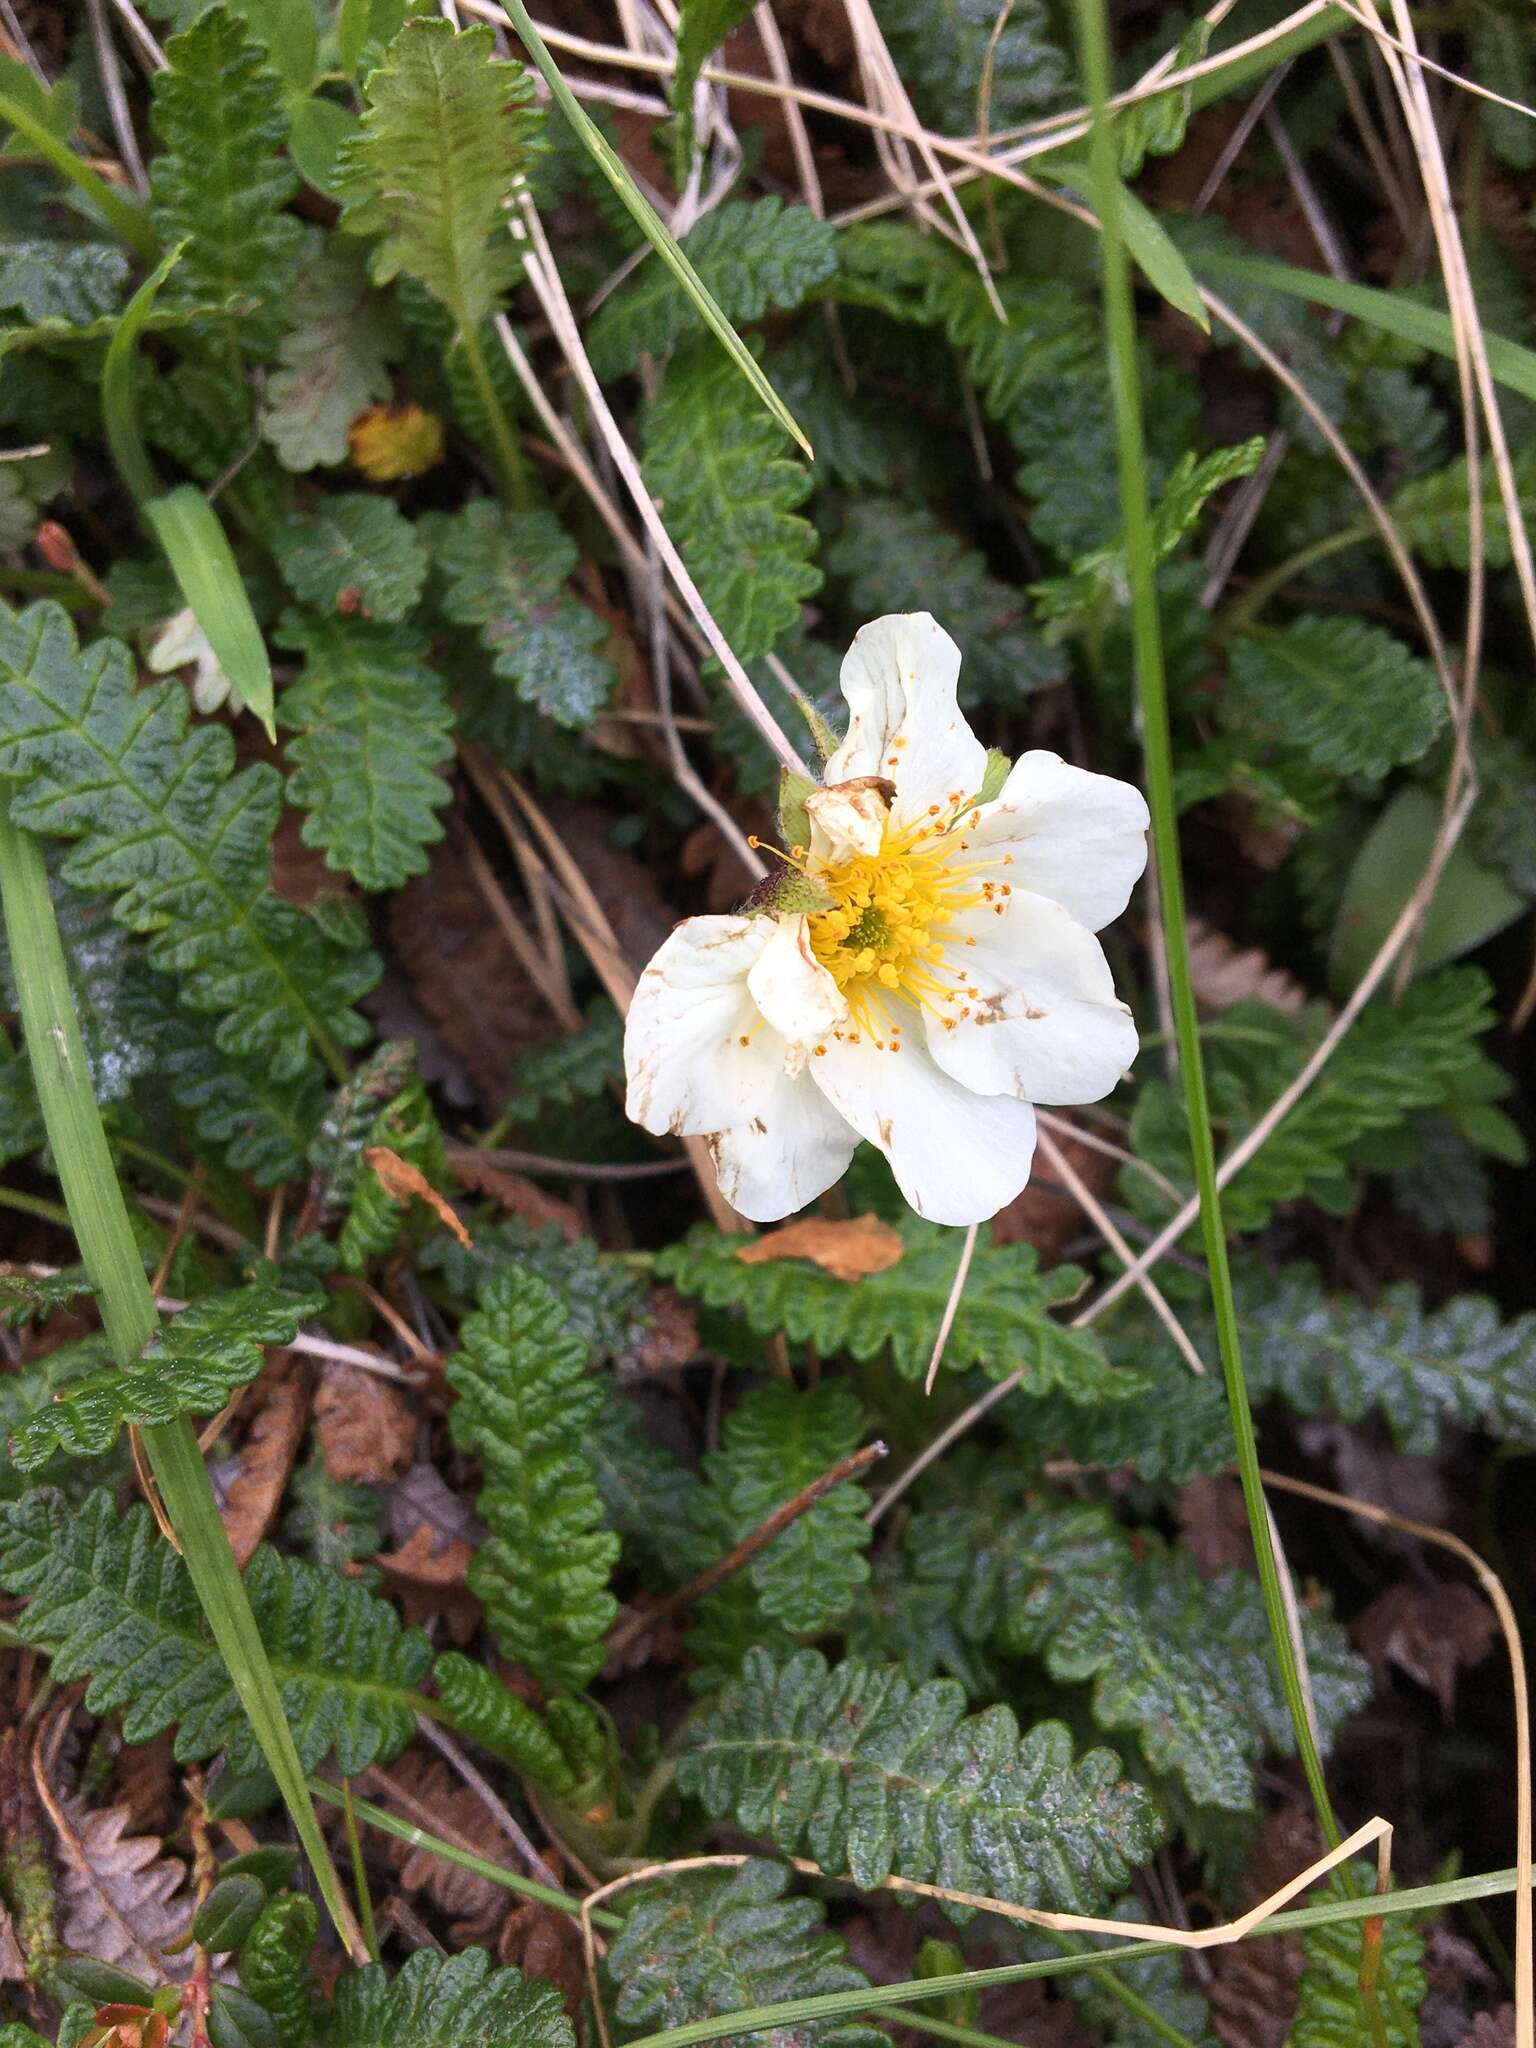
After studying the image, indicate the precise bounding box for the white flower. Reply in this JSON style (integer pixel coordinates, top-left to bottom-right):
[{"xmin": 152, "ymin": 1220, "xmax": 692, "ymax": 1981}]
[
  {"xmin": 148, "ymin": 606, "xmax": 231, "ymax": 715},
  {"xmin": 624, "ymin": 614, "xmax": 1150, "ymax": 1226}
]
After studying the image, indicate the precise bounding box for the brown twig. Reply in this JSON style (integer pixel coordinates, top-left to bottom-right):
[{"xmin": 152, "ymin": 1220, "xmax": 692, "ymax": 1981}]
[{"xmin": 607, "ymin": 1440, "xmax": 888, "ymax": 1659}]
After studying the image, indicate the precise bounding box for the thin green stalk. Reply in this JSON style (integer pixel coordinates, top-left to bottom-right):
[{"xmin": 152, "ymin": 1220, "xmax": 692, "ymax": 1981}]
[
  {"xmin": 340, "ymin": 1781, "xmax": 380, "ymax": 1963},
  {"xmin": 0, "ymin": 1183, "xmax": 73, "ymax": 1227},
  {"xmin": 902, "ymin": 2013, "xmax": 1047, "ymax": 2048},
  {"xmin": 617, "ymin": 1867, "xmax": 1534, "ymax": 2048},
  {"xmin": 1218, "ymin": 524, "xmax": 1373, "ymax": 639},
  {"xmin": 457, "ymin": 322, "xmax": 533, "ymax": 509},
  {"xmin": 0, "ymin": 810, "xmax": 365, "ymax": 1960},
  {"xmin": 315, "ymin": 1782, "xmax": 625, "ymax": 1927},
  {"xmin": 0, "ymin": 88, "xmax": 159, "ymax": 262},
  {"xmin": 1070, "ymin": 0, "xmax": 1343, "ymax": 1851}
]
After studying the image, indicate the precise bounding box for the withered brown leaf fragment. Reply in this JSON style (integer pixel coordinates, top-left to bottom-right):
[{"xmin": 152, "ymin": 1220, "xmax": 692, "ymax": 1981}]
[
  {"xmin": 363, "ymin": 1146, "xmax": 473, "ymax": 1248},
  {"xmin": 735, "ymin": 1212, "xmax": 905, "ymax": 1282},
  {"xmin": 220, "ymin": 1357, "xmax": 310, "ymax": 1568},
  {"xmin": 314, "ymin": 1359, "xmax": 417, "ymax": 1484},
  {"xmin": 1355, "ymin": 1579, "xmax": 1499, "ymax": 1719}
]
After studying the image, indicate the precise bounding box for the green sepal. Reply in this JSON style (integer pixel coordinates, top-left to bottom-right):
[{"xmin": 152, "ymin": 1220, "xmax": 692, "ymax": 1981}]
[
  {"xmin": 741, "ymin": 866, "xmax": 834, "ymax": 919},
  {"xmin": 977, "ymin": 748, "xmax": 1010, "ymax": 803},
  {"xmin": 777, "ymin": 767, "xmax": 818, "ymax": 848},
  {"xmin": 797, "ymin": 696, "xmax": 841, "ymax": 763}
]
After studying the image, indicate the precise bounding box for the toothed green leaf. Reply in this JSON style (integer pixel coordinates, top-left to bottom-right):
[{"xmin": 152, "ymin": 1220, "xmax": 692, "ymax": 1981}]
[
  {"xmin": 1226, "ymin": 616, "xmax": 1447, "ymax": 780},
  {"xmin": 679, "ymin": 1646, "xmax": 1161, "ymax": 1910},
  {"xmin": 318, "ymin": 1948, "xmax": 574, "ymax": 2048},
  {"xmin": 273, "ymin": 496, "xmax": 428, "ymax": 625},
  {"xmin": 278, "ymin": 612, "xmax": 454, "ymax": 892}
]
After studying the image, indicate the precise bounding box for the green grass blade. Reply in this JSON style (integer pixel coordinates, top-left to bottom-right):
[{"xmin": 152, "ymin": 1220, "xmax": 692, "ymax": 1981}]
[
  {"xmin": 0, "ymin": 60, "xmax": 159, "ymax": 262},
  {"xmin": 1192, "ymin": 246, "xmax": 1536, "ymax": 404},
  {"xmin": 100, "ymin": 239, "xmax": 184, "ymax": 506},
  {"xmin": 144, "ymin": 485, "xmax": 276, "ymax": 740},
  {"xmin": 1043, "ymin": 159, "xmax": 1208, "ymax": 329},
  {"xmin": 497, "ymin": 0, "xmax": 814, "ymax": 459},
  {"xmin": 0, "ymin": 810, "xmax": 361, "ymax": 1959},
  {"xmin": 1068, "ymin": 0, "xmax": 1343, "ymax": 1852}
]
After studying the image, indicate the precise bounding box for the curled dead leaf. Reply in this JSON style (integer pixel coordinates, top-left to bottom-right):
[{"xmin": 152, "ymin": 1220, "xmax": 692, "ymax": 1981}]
[
  {"xmin": 370, "ymin": 1754, "xmax": 505, "ymax": 1943},
  {"xmin": 618, "ymin": 1285, "xmax": 699, "ymax": 1378},
  {"xmin": 363, "ymin": 1146, "xmax": 472, "ymax": 1248},
  {"xmin": 220, "ymin": 1357, "xmax": 309, "ymax": 1569},
  {"xmin": 314, "ymin": 1359, "xmax": 417, "ymax": 1484},
  {"xmin": 736, "ymin": 1213, "xmax": 904, "ymax": 1282},
  {"xmin": 446, "ymin": 1152, "xmax": 582, "ymax": 1241},
  {"xmin": 498, "ymin": 1898, "xmax": 585, "ymax": 2022},
  {"xmin": 1354, "ymin": 1580, "xmax": 1498, "ymax": 1719},
  {"xmin": 1184, "ymin": 914, "xmax": 1308, "ymax": 1016}
]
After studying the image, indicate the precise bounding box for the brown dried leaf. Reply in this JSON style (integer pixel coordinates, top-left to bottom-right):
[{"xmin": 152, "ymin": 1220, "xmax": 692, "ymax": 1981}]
[
  {"xmin": 447, "ymin": 1153, "xmax": 582, "ymax": 1241},
  {"xmin": 498, "ymin": 1900, "xmax": 585, "ymax": 2024},
  {"xmin": 993, "ymin": 1115, "xmax": 1116, "ymax": 1264},
  {"xmin": 389, "ymin": 834, "xmax": 557, "ymax": 1110},
  {"xmin": 1208, "ymin": 1804, "xmax": 1318, "ymax": 2048},
  {"xmin": 1176, "ymin": 1474, "xmax": 1253, "ymax": 1577},
  {"xmin": 112, "ymin": 1732, "xmax": 177, "ymax": 1840},
  {"xmin": 1354, "ymin": 1580, "xmax": 1498, "ymax": 1719},
  {"xmin": 372, "ymin": 1754, "xmax": 505, "ymax": 1944},
  {"xmin": 736, "ymin": 1213, "xmax": 904, "ymax": 1282},
  {"xmin": 0, "ymin": 1905, "xmax": 23, "ymax": 1985},
  {"xmin": 1185, "ymin": 914, "xmax": 1308, "ymax": 1016},
  {"xmin": 221, "ymin": 1358, "xmax": 309, "ymax": 1569},
  {"xmin": 376, "ymin": 1463, "xmax": 475, "ymax": 1590},
  {"xmin": 539, "ymin": 798, "xmax": 675, "ymax": 969},
  {"xmin": 314, "ymin": 1360, "xmax": 417, "ymax": 1484},
  {"xmin": 618, "ymin": 1285, "xmax": 699, "ymax": 1378},
  {"xmin": 1456, "ymin": 2008, "xmax": 1518, "ymax": 2048},
  {"xmin": 52, "ymin": 1799, "xmax": 192, "ymax": 1983},
  {"xmin": 363, "ymin": 1146, "xmax": 472, "ymax": 1249}
]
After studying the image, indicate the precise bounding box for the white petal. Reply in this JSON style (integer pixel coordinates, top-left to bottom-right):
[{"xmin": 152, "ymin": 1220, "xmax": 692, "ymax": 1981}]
[
  {"xmin": 624, "ymin": 916, "xmax": 777, "ymax": 1137},
  {"xmin": 825, "ymin": 614, "xmax": 986, "ymax": 826},
  {"xmin": 925, "ymin": 890, "xmax": 1138, "ymax": 1106},
  {"xmin": 707, "ymin": 1068, "xmax": 858, "ymax": 1221},
  {"xmin": 968, "ymin": 751, "xmax": 1150, "ymax": 931},
  {"xmin": 147, "ymin": 607, "xmax": 209, "ymax": 674},
  {"xmin": 805, "ymin": 783, "xmax": 887, "ymax": 861},
  {"xmin": 746, "ymin": 916, "xmax": 847, "ymax": 1046},
  {"xmin": 808, "ymin": 1010, "xmax": 1038, "ymax": 1225}
]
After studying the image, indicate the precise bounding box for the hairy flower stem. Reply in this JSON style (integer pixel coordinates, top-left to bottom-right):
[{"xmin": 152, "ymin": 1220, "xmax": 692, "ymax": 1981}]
[
  {"xmin": 0, "ymin": 809, "xmax": 367, "ymax": 1959},
  {"xmin": 1070, "ymin": 0, "xmax": 1344, "ymax": 1851}
]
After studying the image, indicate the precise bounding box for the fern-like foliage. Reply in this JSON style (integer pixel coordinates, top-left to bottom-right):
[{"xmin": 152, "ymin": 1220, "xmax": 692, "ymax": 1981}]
[
  {"xmin": 1387, "ymin": 448, "xmax": 1536, "ymax": 569},
  {"xmin": 278, "ymin": 613, "xmax": 454, "ymax": 892},
  {"xmin": 428, "ymin": 1652, "xmax": 578, "ymax": 1794},
  {"xmin": 337, "ymin": 18, "xmax": 540, "ymax": 337},
  {"xmin": 827, "ymin": 498, "xmax": 1064, "ymax": 701},
  {"xmin": 151, "ymin": 990, "xmax": 329, "ymax": 1186},
  {"xmin": 875, "ymin": 0, "xmax": 1069, "ymax": 133},
  {"xmin": 589, "ymin": 1381, "xmax": 701, "ymax": 1580},
  {"xmin": 688, "ymin": 1383, "xmax": 872, "ymax": 1659},
  {"xmin": 1287, "ymin": 1870, "xmax": 1426, "ymax": 2047},
  {"xmin": 1031, "ymin": 1897, "xmax": 1218, "ymax": 2048},
  {"xmin": 643, "ymin": 338, "xmax": 820, "ymax": 665},
  {"xmin": 1225, "ymin": 616, "xmax": 1446, "ymax": 779},
  {"xmin": 148, "ymin": 9, "xmax": 304, "ymax": 351},
  {"xmin": 0, "ymin": 1489, "xmax": 432, "ymax": 1776},
  {"xmin": 337, "ymin": 1071, "xmax": 448, "ymax": 1272},
  {"xmin": 0, "ymin": 600, "xmax": 377, "ymax": 1083},
  {"xmin": 425, "ymin": 1219, "xmax": 650, "ymax": 1362},
  {"xmin": 263, "ymin": 240, "xmax": 398, "ymax": 472},
  {"xmin": 1127, "ymin": 969, "xmax": 1498, "ymax": 1236},
  {"xmin": 657, "ymin": 1215, "xmax": 1134, "ymax": 1401},
  {"xmin": 0, "ymin": 239, "xmax": 128, "ymax": 326},
  {"xmin": 1033, "ymin": 440, "xmax": 1266, "ymax": 632},
  {"xmin": 604, "ymin": 1859, "xmax": 884, "ymax": 2048},
  {"xmin": 273, "ymin": 497, "xmax": 428, "ymax": 624},
  {"xmin": 588, "ymin": 197, "xmax": 837, "ymax": 377},
  {"xmin": 1231, "ymin": 1254, "xmax": 1536, "ymax": 1455},
  {"xmin": 318, "ymin": 1949, "xmax": 574, "ymax": 2048},
  {"xmin": 6, "ymin": 1282, "xmax": 322, "ymax": 1472},
  {"xmin": 445, "ymin": 1266, "xmax": 619, "ymax": 1694},
  {"xmin": 901, "ymin": 1482, "xmax": 1369, "ymax": 1810},
  {"xmin": 424, "ymin": 501, "xmax": 614, "ymax": 728},
  {"xmin": 238, "ymin": 1894, "xmax": 319, "ymax": 2048},
  {"xmin": 495, "ymin": 998, "xmax": 623, "ymax": 1128},
  {"xmin": 678, "ymin": 1646, "xmax": 1162, "ymax": 1909}
]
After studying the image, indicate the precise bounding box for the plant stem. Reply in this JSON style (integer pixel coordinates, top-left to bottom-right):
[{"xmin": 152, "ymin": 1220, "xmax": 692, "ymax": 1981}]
[
  {"xmin": 0, "ymin": 90, "xmax": 159, "ymax": 261},
  {"xmin": 1217, "ymin": 524, "xmax": 1372, "ymax": 639},
  {"xmin": 0, "ymin": 808, "xmax": 366, "ymax": 1959},
  {"xmin": 458, "ymin": 319, "xmax": 533, "ymax": 509},
  {"xmin": 1070, "ymin": 0, "xmax": 1343, "ymax": 1851},
  {"xmin": 0, "ymin": 1183, "xmax": 73, "ymax": 1227}
]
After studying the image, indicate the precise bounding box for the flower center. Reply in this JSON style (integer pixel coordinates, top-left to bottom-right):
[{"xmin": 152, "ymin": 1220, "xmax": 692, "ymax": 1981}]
[{"xmin": 805, "ymin": 808, "xmax": 993, "ymax": 1036}]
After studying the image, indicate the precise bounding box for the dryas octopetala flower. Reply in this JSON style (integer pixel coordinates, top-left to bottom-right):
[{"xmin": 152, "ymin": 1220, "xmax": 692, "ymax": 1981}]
[{"xmin": 624, "ymin": 613, "xmax": 1150, "ymax": 1226}]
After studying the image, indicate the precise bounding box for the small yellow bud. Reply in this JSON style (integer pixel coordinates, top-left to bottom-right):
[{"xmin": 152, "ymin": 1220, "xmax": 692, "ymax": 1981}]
[{"xmin": 347, "ymin": 402, "xmax": 445, "ymax": 481}]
